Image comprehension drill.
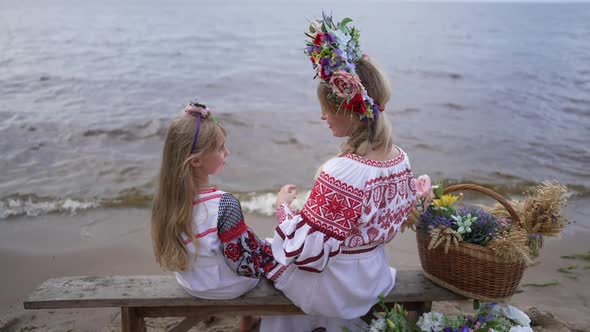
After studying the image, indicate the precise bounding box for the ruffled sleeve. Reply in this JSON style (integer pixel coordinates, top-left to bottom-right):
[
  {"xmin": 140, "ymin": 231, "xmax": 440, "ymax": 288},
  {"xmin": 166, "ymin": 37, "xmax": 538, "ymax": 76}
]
[
  {"xmin": 272, "ymin": 162, "xmax": 364, "ymax": 272},
  {"xmin": 217, "ymin": 193, "xmax": 277, "ymax": 278}
]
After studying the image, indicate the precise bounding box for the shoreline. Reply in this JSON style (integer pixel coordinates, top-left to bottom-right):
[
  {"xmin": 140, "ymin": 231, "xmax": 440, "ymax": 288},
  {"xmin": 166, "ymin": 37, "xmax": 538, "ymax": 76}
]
[{"xmin": 1, "ymin": 204, "xmax": 589, "ymax": 331}]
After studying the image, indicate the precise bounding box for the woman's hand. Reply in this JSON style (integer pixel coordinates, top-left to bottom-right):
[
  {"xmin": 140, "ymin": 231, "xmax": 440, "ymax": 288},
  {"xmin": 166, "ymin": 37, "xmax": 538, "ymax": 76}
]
[{"xmin": 276, "ymin": 184, "xmax": 297, "ymax": 207}]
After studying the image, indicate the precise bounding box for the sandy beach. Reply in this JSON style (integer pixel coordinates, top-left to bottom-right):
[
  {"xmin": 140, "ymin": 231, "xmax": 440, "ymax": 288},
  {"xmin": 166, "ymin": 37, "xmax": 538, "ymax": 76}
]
[{"xmin": 0, "ymin": 197, "xmax": 589, "ymax": 332}]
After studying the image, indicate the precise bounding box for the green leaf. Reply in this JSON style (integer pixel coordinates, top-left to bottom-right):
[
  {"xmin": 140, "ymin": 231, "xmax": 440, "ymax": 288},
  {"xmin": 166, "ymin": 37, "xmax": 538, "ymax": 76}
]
[
  {"xmin": 338, "ymin": 17, "xmax": 353, "ymax": 30},
  {"xmin": 386, "ymin": 319, "xmax": 396, "ymax": 328},
  {"xmin": 473, "ymin": 299, "xmax": 480, "ymax": 310},
  {"xmin": 341, "ymin": 327, "xmax": 354, "ymax": 332},
  {"xmin": 434, "ymin": 185, "xmax": 444, "ymax": 199}
]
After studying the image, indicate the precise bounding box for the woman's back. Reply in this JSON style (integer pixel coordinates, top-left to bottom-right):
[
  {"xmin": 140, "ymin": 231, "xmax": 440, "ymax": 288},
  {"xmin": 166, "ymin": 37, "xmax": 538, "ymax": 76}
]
[{"xmin": 268, "ymin": 146, "xmax": 416, "ymax": 320}]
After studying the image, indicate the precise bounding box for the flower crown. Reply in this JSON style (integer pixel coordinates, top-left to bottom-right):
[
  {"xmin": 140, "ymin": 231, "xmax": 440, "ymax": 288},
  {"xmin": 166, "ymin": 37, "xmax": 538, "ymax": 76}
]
[{"xmin": 305, "ymin": 13, "xmax": 383, "ymax": 121}]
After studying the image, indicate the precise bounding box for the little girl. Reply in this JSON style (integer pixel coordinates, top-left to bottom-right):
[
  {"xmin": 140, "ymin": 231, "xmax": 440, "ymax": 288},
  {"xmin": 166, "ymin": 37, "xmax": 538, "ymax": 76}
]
[{"xmin": 151, "ymin": 100, "xmax": 276, "ymax": 313}]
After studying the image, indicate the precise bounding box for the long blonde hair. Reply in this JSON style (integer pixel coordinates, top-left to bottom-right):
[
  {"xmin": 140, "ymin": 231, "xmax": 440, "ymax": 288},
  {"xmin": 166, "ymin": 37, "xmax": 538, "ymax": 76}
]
[
  {"xmin": 317, "ymin": 57, "xmax": 393, "ymax": 156},
  {"xmin": 151, "ymin": 112, "xmax": 226, "ymax": 271}
]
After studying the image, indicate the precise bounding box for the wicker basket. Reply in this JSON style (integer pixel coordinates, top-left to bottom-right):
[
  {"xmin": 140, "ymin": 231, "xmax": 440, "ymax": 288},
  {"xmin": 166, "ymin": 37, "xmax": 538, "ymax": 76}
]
[{"xmin": 416, "ymin": 184, "xmax": 526, "ymax": 302}]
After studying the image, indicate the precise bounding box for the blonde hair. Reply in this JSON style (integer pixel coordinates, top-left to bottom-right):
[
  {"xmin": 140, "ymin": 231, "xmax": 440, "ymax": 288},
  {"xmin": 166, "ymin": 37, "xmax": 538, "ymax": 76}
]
[
  {"xmin": 317, "ymin": 57, "xmax": 393, "ymax": 155},
  {"xmin": 151, "ymin": 112, "xmax": 226, "ymax": 271}
]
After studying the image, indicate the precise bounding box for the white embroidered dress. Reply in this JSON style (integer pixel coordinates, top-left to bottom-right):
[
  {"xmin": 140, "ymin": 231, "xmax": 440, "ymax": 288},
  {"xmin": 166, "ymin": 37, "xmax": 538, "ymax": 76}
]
[
  {"xmin": 262, "ymin": 148, "xmax": 416, "ymax": 331},
  {"xmin": 175, "ymin": 188, "xmax": 276, "ymax": 300}
]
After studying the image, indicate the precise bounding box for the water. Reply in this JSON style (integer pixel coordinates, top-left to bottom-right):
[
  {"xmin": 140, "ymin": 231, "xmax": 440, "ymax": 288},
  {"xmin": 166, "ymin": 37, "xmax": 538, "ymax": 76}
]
[{"xmin": 1, "ymin": 0, "xmax": 589, "ymax": 219}]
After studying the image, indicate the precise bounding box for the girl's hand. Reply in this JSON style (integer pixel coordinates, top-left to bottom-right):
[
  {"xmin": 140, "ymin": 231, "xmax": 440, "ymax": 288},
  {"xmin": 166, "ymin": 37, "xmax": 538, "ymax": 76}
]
[{"xmin": 276, "ymin": 184, "xmax": 297, "ymax": 206}]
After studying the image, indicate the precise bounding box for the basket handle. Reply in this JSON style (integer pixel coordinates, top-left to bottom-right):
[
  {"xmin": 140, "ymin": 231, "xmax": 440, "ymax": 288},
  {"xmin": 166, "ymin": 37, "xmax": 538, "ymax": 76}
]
[{"xmin": 443, "ymin": 184, "xmax": 520, "ymax": 223}]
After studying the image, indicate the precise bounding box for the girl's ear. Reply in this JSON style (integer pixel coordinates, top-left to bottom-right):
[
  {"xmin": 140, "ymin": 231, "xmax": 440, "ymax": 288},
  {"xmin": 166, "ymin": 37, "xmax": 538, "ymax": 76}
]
[{"xmin": 189, "ymin": 156, "xmax": 201, "ymax": 168}]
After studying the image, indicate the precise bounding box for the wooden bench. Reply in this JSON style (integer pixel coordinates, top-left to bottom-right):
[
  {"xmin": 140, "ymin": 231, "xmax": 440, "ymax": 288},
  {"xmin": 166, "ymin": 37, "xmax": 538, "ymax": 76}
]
[{"xmin": 24, "ymin": 270, "xmax": 465, "ymax": 332}]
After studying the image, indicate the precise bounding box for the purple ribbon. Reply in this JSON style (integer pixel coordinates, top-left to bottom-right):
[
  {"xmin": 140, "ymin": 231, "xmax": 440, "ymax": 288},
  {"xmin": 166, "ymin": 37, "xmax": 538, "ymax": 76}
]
[{"xmin": 190, "ymin": 115, "xmax": 202, "ymax": 153}]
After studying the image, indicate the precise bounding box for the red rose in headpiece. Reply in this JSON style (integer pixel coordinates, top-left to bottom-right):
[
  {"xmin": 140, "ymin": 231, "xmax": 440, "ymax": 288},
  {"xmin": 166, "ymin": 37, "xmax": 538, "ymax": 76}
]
[
  {"xmin": 342, "ymin": 93, "xmax": 367, "ymax": 114},
  {"xmin": 314, "ymin": 33, "xmax": 325, "ymax": 46}
]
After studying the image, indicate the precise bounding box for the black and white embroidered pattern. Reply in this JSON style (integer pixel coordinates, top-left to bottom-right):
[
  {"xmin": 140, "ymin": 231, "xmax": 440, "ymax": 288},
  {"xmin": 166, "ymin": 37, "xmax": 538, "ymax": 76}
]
[
  {"xmin": 217, "ymin": 193, "xmax": 245, "ymax": 240},
  {"xmin": 217, "ymin": 193, "xmax": 277, "ymax": 278}
]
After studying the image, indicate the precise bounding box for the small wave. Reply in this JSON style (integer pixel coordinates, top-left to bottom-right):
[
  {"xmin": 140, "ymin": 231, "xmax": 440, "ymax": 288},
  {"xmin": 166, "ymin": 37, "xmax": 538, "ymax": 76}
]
[
  {"xmin": 101, "ymin": 188, "xmax": 153, "ymax": 208},
  {"xmin": 400, "ymin": 108, "xmax": 420, "ymax": 115},
  {"xmin": 420, "ymin": 70, "xmax": 463, "ymax": 81},
  {"xmin": 562, "ymin": 106, "xmax": 590, "ymax": 117},
  {"xmin": 0, "ymin": 194, "xmax": 99, "ymax": 219},
  {"xmin": 272, "ymin": 137, "xmax": 301, "ymax": 146},
  {"xmin": 442, "ymin": 102, "xmax": 466, "ymax": 111},
  {"xmin": 561, "ymin": 95, "xmax": 590, "ymax": 107},
  {"xmin": 444, "ymin": 179, "xmax": 590, "ymax": 199},
  {"xmin": 2, "ymin": 181, "xmax": 587, "ymax": 220},
  {"xmin": 413, "ymin": 143, "xmax": 436, "ymax": 151},
  {"xmin": 81, "ymin": 119, "xmax": 168, "ymax": 142},
  {"xmin": 83, "ymin": 128, "xmax": 138, "ymax": 141},
  {"xmin": 216, "ymin": 113, "xmax": 250, "ymax": 127},
  {"xmin": 238, "ymin": 190, "xmax": 311, "ymax": 216}
]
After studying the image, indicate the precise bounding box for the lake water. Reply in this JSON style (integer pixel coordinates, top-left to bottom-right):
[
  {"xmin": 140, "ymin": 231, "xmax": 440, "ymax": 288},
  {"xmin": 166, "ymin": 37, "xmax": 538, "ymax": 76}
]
[{"xmin": 0, "ymin": 0, "xmax": 588, "ymax": 220}]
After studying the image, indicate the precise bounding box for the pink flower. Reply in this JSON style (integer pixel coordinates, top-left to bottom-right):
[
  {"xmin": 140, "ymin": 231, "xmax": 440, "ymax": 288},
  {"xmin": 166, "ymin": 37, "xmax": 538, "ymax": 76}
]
[
  {"xmin": 329, "ymin": 71, "xmax": 362, "ymax": 99},
  {"xmin": 415, "ymin": 175, "xmax": 434, "ymax": 200},
  {"xmin": 184, "ymin": 105, "xmax": 210, "ymax": 117}
]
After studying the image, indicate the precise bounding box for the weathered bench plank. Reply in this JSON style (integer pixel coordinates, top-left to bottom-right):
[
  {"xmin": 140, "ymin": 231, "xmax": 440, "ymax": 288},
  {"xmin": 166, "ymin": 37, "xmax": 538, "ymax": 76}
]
[{"xmin": 24, "ymin": 270, "xmax": 464, "ymax": 310}]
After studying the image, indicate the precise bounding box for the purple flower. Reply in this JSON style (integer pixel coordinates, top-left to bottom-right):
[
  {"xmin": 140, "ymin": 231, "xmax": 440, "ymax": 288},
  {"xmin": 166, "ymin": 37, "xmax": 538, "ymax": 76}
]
[
  {"xmin": 324, "ymin": 32, "xmax": 336, "ymax": 43},
  {"xmin": 417, "ymin": 208, "xmax": 454, "ymax": 235},
  {"xmin": 320, "ymin": 58, "xmax": 332, "ymax": 76},
  {"xmin": 372, "ymin": 105, "xmax": 380, "ymax": 120}
]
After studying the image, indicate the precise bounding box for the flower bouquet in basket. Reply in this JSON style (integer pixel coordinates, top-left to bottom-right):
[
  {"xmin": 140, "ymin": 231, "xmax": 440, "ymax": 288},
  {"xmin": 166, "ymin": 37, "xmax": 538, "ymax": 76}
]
[{"xmin": 404, "ymin": 175, "xmax": 569, "ymax": 302}]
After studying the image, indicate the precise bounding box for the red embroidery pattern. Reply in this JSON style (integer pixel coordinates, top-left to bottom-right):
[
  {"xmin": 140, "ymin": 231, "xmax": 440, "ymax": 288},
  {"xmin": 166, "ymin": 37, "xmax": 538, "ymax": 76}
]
[
  {"xmin": 269, "ymin": 265, "xmax": 289, "ymax": 282},
  {"xmin": 224, "ymin": 243, "xmax": 243, "ymax": 262},
  {"xmin": 218, "ymin": 220, "xmax": 248, "ymax": 242},
  {"xmin": 294, "ymin": 245, "xmax": 340, "ymax": 266},
  {"xmin": 345, "ymin": 167, "xmax": 416, "ymax": 248},
  {"xmin": 302, "ymin": 171, "xmax": 363, "ymax": 241},
  {"xmin": 341, "ymin": 246, "xmax": 378, "ymax": 255},
  {"xmin": 193, "ymin": 194, "xmax": 223, "ymax": 205},
  {"xmin": 342, "ymin": 150, "xmax": 405, "ymax": 168},
  {"xmin": 199, "ymin": 187, "xmax": 219, "ymax": 194},
  {"xmin": 276, "ymin": 205, "xmax": 287, "ymax": 224}
]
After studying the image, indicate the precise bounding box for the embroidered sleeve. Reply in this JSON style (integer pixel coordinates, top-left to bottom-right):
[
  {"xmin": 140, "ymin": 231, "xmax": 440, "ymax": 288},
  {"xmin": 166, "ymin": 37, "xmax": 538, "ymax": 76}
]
[
  {"xmin": 217, "ymin": 193, "xmax": 277, "ymax": 278},
  {"xmin": 272, "ymin": 168, "xmax": 364, "ymax": 272}
]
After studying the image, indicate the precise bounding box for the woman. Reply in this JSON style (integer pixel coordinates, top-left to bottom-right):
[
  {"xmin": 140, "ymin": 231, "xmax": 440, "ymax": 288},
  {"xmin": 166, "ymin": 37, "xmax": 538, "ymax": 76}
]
[{"xmin": 261, "ymin": 14, "xmax": 417, "ymax": 332}]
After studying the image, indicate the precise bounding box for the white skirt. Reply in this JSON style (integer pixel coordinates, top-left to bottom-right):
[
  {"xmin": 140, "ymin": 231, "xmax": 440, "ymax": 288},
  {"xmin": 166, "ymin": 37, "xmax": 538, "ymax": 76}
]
[
  {"xmin": 260, "ymin": 245, "xmax": 395, "ymax": 332},
  {"xmin": 175, "ymin": 255, "xmax": 259, "ymax": 300}
]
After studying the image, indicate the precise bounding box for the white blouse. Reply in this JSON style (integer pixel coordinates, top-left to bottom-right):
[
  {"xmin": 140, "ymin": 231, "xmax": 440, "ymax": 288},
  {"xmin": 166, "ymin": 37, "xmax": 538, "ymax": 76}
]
[{"xmin": 272, "ymin": 148, "xmax": 416, "ymax": 273}]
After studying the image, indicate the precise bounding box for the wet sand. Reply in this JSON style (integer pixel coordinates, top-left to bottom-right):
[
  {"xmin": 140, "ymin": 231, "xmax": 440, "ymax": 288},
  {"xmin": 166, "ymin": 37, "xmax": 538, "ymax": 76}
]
[{"xmin": 1, "ymin": 199, "xmax": 589, "ymax": 331}]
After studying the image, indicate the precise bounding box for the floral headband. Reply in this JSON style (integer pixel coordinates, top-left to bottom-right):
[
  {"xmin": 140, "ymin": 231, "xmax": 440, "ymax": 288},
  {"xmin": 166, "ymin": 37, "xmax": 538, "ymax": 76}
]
[
  {"xmin": 184, "ymin": 99, "xmax": 218, "ymax": 153},
  {"xmin": 305, "ymin": 13, "xmax": 383, "ymax": 121}
]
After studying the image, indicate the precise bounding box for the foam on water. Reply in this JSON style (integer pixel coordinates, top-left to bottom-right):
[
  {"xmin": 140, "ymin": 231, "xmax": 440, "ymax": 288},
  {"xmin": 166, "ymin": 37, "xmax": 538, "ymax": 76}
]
[{"xmin": 0, "ymin": 195, "xmax": 99, "ymax": 219}]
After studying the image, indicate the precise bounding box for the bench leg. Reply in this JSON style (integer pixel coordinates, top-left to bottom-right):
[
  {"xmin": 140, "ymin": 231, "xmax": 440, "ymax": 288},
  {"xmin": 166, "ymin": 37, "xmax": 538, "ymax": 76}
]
[
  {"xmin": 122, "ymin": 307, "xmax": 146, "ymax": 332},
  {"xmin": 414, "ymin": 301, "xmax": 432, "ymax": 318}
]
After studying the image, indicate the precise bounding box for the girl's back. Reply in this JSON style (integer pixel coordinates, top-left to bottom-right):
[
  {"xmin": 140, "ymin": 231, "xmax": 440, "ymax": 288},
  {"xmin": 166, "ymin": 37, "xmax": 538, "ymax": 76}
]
[{"xmin": 176, "ymin": 188, "xmax": 260, "ymax": 300}]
